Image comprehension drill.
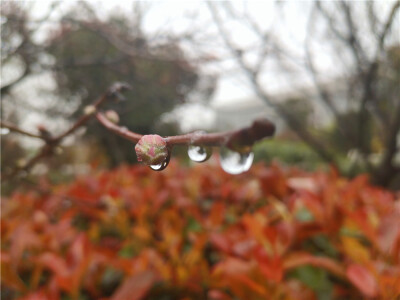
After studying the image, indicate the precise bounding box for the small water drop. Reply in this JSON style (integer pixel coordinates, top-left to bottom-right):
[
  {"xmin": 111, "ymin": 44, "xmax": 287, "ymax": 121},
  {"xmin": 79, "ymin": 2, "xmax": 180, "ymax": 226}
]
[
  {"xmin": 149, "ymin": 154, "xmax": 170, "ymax": 171},
  {"xmin": 188, "ymin": 145, "xmax": 212, "ymax": 162},
  {"xmin": 219, "ymin": 147, "xmax": 254, "ymax": 174},
  {"xmin": 0, "ymin": 128, "xmax": 10, "ymax": 135}
]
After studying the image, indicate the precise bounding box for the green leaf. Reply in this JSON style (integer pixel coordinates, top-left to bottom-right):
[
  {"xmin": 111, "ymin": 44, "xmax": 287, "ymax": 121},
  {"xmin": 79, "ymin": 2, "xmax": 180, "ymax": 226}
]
[
  {"xmin": 295, "ymin": 207, "xmax": 314, "ymax": 222},
  {"xmin": 187, "ymin": 217, "xmax": 202, "ymax": 232},
  {"xmin": 292, "ymin": 265, "xmax": 333, "ymax": 300}
]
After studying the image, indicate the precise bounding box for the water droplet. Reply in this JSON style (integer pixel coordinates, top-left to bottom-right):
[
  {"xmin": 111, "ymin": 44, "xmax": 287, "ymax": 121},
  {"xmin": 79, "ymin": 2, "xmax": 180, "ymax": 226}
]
[
  {"xmin": 188, "ymin": 145, "xmax": 212, "ymax": 162},
  {"xmin": 219, "ymin": 147, "xmax": 254, "ymax": 174},
  {"xmin": 0, "ymin": 128, "xmax": 10, "ymax": 135},
  {"xmin": 149, "ymin": 154, "xmax": 170, "ymax": 171}
]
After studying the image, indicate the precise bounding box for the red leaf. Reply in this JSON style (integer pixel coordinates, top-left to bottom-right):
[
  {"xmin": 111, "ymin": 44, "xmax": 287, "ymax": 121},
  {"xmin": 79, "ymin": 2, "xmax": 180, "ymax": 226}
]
[
  {"xmin": 38, "ymin": 253, "xmax": 69, "ymax": 278},
  {"xmin": 208, "ymin": 289, "xmax": 233, "ymax": 300},
  {"xmin": 210, "ymin": 232, "xmax": 231, "ymax": 253},
  {"xmin": 346, "ymin": 264, "xmax": 378, "ymax": 298},
  {"xmin": 213, "ymin": 257, "xmax": 252, "ymax": 276},
  {"xmin": 254, "ymin": 246, "xmax": 283, "ymax": 282},
  {"xmin": 19, "ymin": 290, "xmax": 50, "ymax": 300},
  {"xmin": 111, "ymin": 271, "xmax": 157, "ymax": 300},
  {"xmin": 284, "ymin": 252, "xmax": 345, "ymax": 278}
]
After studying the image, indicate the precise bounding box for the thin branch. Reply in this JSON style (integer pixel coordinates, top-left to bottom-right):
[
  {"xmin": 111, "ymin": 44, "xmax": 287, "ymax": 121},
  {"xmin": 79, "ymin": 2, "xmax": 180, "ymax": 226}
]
[
  {"xmin": 95, "ymin": 112, "xmax": 143, "ymax": 143},
  {"xmin": 357, "ymin": 1, "xmax": 400, "ymax": 154},
  {"xmin": 1, "ymin": 82, "xmax": 131, "ymax": 183},
  {"xmin": 0, "ymin": 121, "xmax": 45, "ymax": 140},
  {"xmin": 339, "ymin": 1, "xmax": 367, "ymax": 66},
  {"xmin": 2, "ymin": 80, "xmax": 275, "ymax": 182},
  {"xmin": 96, "ymin": 112, "xmax": 275, "ymax": 148},
  {"xmin": 52, "ymin": 82, "xmax": 131, "ymax": 143},
  {"xmin": 208, "ymin": 3, "xmax": 338, "ymax": 164},
  {"xmin": 305, "ymin": 4, "xmax": 341, "ymax": 119},
  {"xmin": 377, "ymin": 0, "xmax": 400, "ymax": 55}
]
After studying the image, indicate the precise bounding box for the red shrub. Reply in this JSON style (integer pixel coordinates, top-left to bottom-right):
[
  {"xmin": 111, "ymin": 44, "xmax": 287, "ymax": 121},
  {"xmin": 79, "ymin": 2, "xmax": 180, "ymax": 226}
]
[{"xmin": 1, "ymin": 161, "xmax": 399, "ymax": 299}]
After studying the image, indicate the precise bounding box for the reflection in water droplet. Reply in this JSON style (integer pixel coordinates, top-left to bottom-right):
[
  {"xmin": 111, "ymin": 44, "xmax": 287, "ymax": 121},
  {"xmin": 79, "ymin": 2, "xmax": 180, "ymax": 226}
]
[
  {"xmin": 149, "ymin": 152, "xmax": 170, "ymax": 171},
  {"xmin": 188, "ymin": 145, "xmax": 212, "ymax": 162},
  {"xmin": 150, "ymin": 163, "xmax": 163, "ymax": 171},
  {"xmin": 0, "ymin": 128, "xmax": 10, "ymax": 135},
  {"xmin": 219, "ymin": 147, "xmax": 254, "ymax": 174}
]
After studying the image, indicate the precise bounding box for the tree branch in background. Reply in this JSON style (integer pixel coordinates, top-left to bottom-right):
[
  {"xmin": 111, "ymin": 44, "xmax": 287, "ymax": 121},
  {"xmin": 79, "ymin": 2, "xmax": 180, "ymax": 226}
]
[
  {"xmin": 358, "ymin": 0, "xmax": 400, "ymax": 154},
  {"xmin": 207, "ymin": 1, "xmax": 400, "ymax": 187},
  {"xmin": 207, "ymin": 2, "xmax": 339, "ymax": 165},
  {"xmin": 0, "ymin": 120, "xmax": 45, "ymax": 140},
  {"xmin": 1, "ymin": 82, "xmax": 131, "ymax": 182}
]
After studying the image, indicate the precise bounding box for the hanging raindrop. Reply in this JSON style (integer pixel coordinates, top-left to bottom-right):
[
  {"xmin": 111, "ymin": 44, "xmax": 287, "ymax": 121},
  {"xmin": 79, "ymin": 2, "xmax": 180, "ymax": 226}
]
[
  {"xmin": 219, "ymin": 147, "xmax": 254, "ymax": 174},
  {"xmin": 149, "ymin": 150, "xmax": 171, "ymax": 171},
  {"xmin": 188, "ymin": 145, "xmax": 212, "ymax": 162}
]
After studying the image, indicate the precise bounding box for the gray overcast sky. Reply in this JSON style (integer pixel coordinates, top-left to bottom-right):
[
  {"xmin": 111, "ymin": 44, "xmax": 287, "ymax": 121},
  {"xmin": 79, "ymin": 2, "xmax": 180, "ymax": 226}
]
[
  {"xmin": 7, "ymin": 0, "xmax": 399, "ymax": 134},
  {"xmin": 27, "ymin": 0, "xmax": 312, "ymax": 104}
]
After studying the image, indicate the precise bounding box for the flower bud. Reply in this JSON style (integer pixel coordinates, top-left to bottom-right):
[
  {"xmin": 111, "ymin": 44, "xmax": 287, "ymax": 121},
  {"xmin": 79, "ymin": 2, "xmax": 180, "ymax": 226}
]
[
  {"xmin": 135, "ymin": 135, "xmax": 168, "ymax": 165},
  {"xmin": 83, "ymin": 105, "xmax": 96, "ymax": 115},
  {"xmin": 105, "ymin": 110, "xmax": 120, "ymax": 124}
]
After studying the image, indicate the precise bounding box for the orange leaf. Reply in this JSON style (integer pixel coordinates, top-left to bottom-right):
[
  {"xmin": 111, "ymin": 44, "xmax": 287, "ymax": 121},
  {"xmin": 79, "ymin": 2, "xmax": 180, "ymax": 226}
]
[
  {"xmin": 341, "ymin": 236, "xmax": 370, "ymax": 264},
  {"xmin": 235, "ymin": 274, "xmax": 268, "ymax": 296}
]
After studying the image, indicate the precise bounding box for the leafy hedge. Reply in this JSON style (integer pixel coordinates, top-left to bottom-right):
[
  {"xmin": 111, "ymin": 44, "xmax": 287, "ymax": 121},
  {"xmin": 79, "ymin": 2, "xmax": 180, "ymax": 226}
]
[
  {"xmin": 253, "ymin": 139, "xmax": 325, "ymax": 170},
  {"xmin": 1, "ymin": 161, "xmax": 399, "ymax": 299}
]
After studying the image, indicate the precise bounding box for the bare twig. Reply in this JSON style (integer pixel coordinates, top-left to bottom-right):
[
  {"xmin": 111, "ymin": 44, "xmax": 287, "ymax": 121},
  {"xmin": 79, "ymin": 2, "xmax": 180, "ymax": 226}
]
[
  {"xmin": 1, "ymin": 82, "xmax": 131, "ymax": 182},
  {"xmin": 0, "ymin": 120, "xmax": 45, "ymax": 140},
  {"xmin": 96, "ymin": 112, "xmax": 275, "ymax": 148}
]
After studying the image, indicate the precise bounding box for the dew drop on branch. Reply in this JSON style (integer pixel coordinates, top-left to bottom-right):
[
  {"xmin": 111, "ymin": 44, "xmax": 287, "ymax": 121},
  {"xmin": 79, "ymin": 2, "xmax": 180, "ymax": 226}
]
[
  {"xmin": 188, "ymin": 145, "xmax": 212, "ymax": 162},
  {"xmin": 149, "ymin": 155, "xmax": 170, "ymax": 171},
  {"xmin": 219, "ymin": 147, "xmax": 254, "ymax": 174}
]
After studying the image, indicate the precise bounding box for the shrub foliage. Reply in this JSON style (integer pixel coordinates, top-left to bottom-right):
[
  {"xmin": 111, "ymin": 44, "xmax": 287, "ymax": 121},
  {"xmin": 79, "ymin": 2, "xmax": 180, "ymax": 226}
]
[{"xmin": 1, "ymin": 161, "xmax": 399, "ymax": 299}]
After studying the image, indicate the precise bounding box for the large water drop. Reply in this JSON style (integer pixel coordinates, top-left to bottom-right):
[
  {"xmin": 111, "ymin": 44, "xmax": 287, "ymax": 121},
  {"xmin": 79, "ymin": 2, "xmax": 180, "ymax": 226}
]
[
  {"xmin": 219, "ymin": 147, "xmax": 254, "ymax": 174},
  {"xmin": 188, "ymin": 145, "xmax": 212, "ymax": 162}
]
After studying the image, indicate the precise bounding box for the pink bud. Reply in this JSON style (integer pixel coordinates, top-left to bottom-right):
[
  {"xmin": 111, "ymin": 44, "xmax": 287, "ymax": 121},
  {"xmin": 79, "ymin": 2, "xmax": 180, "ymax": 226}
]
[{"xmin": 135, "ymin": 135, "xmax": 168, "ymax": 165}]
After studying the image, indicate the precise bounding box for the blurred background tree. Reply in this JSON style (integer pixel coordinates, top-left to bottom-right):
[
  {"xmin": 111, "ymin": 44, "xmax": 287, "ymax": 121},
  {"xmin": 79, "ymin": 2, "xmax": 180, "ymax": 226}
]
[
  {"xmin": 1, "ymin": 2, "xmax": 215, "ymax": 172},
  {"xmin": 208, "ymin": 1, "xmax": 400, "ymax": 187},
  {"xmin": 47, "ymin": 7, "xmax": 201, "ymax": 165}
]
